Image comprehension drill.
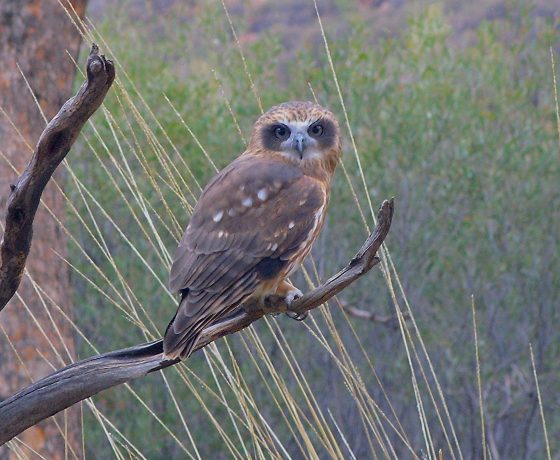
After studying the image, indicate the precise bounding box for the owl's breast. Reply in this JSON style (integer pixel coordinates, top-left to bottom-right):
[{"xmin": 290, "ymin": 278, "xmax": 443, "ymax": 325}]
[{"xmin": 284, "ymin": 186, "xmax": 329, "ymax": 275}]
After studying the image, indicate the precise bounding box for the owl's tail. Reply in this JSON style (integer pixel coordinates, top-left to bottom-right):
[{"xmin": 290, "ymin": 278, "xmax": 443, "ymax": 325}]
[{"xmin": 163, "ymin": 294, "xmax": 211, "ymax": 361}]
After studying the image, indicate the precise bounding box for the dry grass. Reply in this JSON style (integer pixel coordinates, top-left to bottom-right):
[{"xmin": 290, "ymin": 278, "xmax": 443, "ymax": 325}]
[{"xmin": 0, "ymin": 0, "xmax": 556, "ymax": 458}]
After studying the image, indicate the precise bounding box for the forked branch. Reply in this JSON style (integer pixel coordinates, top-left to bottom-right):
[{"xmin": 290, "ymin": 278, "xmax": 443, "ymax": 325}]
[
  {"xmin": 0, "ymin": 199, "xmax": 394, "ymax": 445},
  {"xmin": 0, "ymin": 44, "xmax": 115, "ymax": 311}
]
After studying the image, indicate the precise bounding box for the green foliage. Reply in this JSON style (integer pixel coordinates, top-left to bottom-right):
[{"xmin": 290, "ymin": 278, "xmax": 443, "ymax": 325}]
[{"xmin": 67, "ymin": 2, "xmax": 559, "ymax": 458}]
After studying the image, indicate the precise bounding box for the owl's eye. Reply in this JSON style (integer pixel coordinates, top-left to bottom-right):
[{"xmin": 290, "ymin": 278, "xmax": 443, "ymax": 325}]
[
  {"xmin": 309, "ymin": 123, "xmax": 324, "ymax": 137},
  {"xmin": 273, "ymin": 125, "xmax": 290, "ymax": 140}
]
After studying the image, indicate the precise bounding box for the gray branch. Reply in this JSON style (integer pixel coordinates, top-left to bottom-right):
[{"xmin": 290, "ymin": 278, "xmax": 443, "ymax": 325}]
[
  {"xmin": 0, "ymin": 199, "xmax": 394, "ymax": 445},
  {"xmin": 339, "ymin": 301, "xmax": 408, "ymax": 328},
  {"xmin": 0, "ymin": 44, "xmax": 115, "ymax": 311}
]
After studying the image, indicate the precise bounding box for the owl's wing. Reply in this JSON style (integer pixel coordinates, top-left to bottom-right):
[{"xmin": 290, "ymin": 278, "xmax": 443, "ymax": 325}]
[{"xmin": 164, "ymin": 155, "xmax": 327, "ymax": 359}]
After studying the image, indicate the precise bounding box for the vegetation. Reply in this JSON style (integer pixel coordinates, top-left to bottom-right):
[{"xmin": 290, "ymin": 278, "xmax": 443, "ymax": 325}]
[{"xmin": 58, "ymin": 2, "xmax": 559, "ymax": 458}]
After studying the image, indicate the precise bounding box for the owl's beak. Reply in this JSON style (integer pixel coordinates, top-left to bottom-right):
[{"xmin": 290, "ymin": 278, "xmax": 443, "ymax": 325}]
[{"xmin": 293, "ymin": 133, "xmax": 306, "ymax": 158}]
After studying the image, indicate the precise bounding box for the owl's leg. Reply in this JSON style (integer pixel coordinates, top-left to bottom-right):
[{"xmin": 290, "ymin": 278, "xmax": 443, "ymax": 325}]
[
  {"xmin": 275, "ymin": 279, "xmax": 303, "ymax": 305},
  {"xmin": 275, "ymin": 279, "xmax": 307, "ymax": 321}
]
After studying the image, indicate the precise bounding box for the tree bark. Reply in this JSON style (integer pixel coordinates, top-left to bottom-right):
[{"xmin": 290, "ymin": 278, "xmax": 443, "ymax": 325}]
[{"xmin": 0, "ymin": 1, "xmax": 88, "ymax": 458}]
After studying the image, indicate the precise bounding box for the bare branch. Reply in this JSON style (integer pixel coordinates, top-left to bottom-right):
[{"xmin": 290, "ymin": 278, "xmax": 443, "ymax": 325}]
[
  {"xmin": 339, "ymin": 301, "xmax": 408, "ymax": 327},
  {"xmin": 0, "ymin": 199, "xmax": 394, "ymax": 445},
  {"xmin": 0, "ymin": 44, "xmax": 115, "ymax": 311}
]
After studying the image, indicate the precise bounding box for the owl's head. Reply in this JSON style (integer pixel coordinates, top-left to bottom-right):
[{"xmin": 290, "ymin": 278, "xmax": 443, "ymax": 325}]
[{"xmin": 247, "ymin": 101, "xmax": 341, "ymax": 175}]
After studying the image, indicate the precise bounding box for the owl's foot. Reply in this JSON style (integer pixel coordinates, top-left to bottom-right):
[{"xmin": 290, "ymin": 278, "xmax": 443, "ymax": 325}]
[
  {"xmin": 268, "ymin": 279, "xmax": 306, "ymax": 320},
  {"xmin": 283, "ymin": 286, "xmax": 306, "ymax": 321},
  {"xmin": 273, "ymin": 279, "xmax": 302, "ymax": 306},
  {"xmin": 284, "ymin": 287, "xmax": 303, "ymax": 306}
]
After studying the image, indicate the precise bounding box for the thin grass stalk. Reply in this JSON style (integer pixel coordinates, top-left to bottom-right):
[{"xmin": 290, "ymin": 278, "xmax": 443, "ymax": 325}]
[
  {"xmin": 471, "ymin": 296, "xmax": 487, "ymax": 460},
  {"xmin": 529, "ymin": 344, "xmax": 552, "ymax": 460}
]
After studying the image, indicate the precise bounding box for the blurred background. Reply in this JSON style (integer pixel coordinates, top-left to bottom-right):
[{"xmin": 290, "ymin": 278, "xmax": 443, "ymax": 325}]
[{"xmin": 1, "ymin": 0, "xmax": 559, "ymax": 459}]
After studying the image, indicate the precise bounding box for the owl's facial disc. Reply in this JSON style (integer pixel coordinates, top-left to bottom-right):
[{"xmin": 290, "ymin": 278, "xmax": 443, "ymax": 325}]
[
  {"xmin": 260, "ymin": 114, "xmax": 337, "ymax": 162},
  {"xmin": 264, "ymin": 120, "xmax": 324, "ymax": 161},
  {"xmin": 278, "ymin": 122, "xmax": 319, "ymax": 160}
]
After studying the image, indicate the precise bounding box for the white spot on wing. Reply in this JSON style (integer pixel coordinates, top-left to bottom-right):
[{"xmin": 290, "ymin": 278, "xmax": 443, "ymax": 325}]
[
  {"xmin": 271, "ymin": 243, "xmax": 278, "ymax": 251},
  {"xmin": 218, "ymin": 231, "xmax": 224, "ymax": 237},
  {"xmin": 288, "ymin": 221, "xmax": 295, "ymax": 229},
  {"xmin": 228, "ymin": 208, "xmax": 236, "ymax": 217},
  {"xmin": 213, "ymin": 210, "xmax": 223, "ymax": 222},
  {"xmin": 242, "ymin": 197, "xmax": 253, "ymax": 207},
  {"xmin": 257, "ymin": 188, "xmax": 268, "ymax": 201}
]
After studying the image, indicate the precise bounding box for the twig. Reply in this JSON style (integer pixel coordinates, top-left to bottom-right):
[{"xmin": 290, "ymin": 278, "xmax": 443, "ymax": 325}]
[
  {"xmin": 0, "ymin": 44, "xmax": 115, "ymax": 311},
  {"xmin": 339, "ymin": 301, "xmax": 407, "ymax": 328},
  {"xmin": 0, "ymin": 199, "xmax": 394, "ymax": 444}
]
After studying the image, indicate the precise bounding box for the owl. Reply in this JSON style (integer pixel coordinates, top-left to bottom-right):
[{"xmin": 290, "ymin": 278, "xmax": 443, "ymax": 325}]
[{"xmin": 163, "ymin": 101, "xmax": 342, "ymax": 360}]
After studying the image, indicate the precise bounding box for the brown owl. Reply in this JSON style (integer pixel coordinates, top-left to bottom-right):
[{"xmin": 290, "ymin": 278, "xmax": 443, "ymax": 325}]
[{"xmin": 163, "ymin": 101, "xmax": 342, "ymax": 360}]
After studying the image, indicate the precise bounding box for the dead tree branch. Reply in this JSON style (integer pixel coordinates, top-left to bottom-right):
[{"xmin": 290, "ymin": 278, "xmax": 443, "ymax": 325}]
[
  {"xmin": 0, "ymin": 199, "xmax": 393, "ymax": 445},
  {"xmin": 339, "ymin": 301, "xmax": 408, "ymax": 328},
  {"xmin": 0, "ymin": 44, "xmax": 115, "ymax": 311}
]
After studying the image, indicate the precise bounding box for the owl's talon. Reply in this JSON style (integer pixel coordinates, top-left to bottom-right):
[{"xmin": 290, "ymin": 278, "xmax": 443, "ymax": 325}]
[{"xmin": 286, "ymin": 311, "xmax": 308, "ymax": 321}]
